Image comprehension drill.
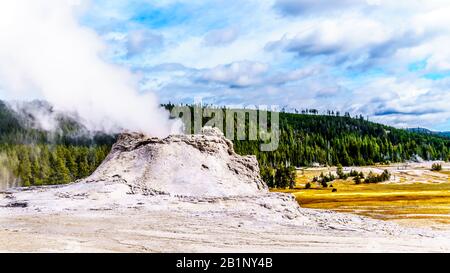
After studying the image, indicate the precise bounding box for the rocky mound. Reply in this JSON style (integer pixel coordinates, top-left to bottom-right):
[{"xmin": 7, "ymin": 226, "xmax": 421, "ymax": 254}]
[{"xmin": 88, "ymin": 127, "xmax": 268, "ymax": 198}]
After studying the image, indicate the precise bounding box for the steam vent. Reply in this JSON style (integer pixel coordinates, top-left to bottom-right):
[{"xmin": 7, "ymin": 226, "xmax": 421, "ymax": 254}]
[{"xmin": 89, "ymin": 127, "xmax": 268, "ymax": 197}]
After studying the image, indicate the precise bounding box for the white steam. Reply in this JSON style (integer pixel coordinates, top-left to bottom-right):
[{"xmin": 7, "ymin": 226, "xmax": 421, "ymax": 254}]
[{"xmin": 0, "ymin": 0, "xmax": 179, "ymax": 137}]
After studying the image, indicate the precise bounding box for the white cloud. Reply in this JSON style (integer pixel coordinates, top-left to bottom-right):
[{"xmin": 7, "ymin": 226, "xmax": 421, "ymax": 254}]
[
  {"xmin": 274, "ymin": 0, "xmax": 366, "ymax": 16},
  {"xmin": 203, "ymin": 27, "xmax": 240, "ymax": 47},
  {"xmin": 349, "ymin": 77, "xmax": 450, "ymax": 127},
  {"xmin": 127, "ymin": 29, "xmax": 164, "ymax": 56},
  {"xmin": 268, "ymin": 66, "xmax": 321, "ymax": 85},
  {"xmin": 198, "ymin": 61, "xmax": 269, "ymax": 87},
  {"xmin": 128, "ymin": 1, "xmax": 450, "ymax": 130},
  {"xmin": 7, "ymin": 0, "xmax": 449, "ymax": 130}
]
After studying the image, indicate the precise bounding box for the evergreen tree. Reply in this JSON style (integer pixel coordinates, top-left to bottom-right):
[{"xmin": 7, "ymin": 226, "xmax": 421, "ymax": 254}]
[
  {"xmin": 49, "ymin": 152, "xmax": 71, "ymax": 184},
  {"xmin": 18, "ymin": 148, "xmax": 32, "ymax": 187}
]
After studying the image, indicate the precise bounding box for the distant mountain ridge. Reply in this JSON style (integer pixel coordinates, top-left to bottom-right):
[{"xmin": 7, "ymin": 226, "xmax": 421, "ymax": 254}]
[
  {"xmin": 407, "ymin": 127, "xmax": 450, "ymax": 138},
  {"xmin": 0, "ymin": 100, "xmax": 115, "ymax": 145}
]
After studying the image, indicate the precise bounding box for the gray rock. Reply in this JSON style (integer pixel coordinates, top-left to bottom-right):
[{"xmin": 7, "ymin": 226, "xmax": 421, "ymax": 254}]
[{"xmin": 90, "ymin": 127, "xmax": 268, "ymax": 198}]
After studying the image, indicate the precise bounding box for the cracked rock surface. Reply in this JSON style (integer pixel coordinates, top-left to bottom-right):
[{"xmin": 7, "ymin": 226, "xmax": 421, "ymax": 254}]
[{"xmin": 90, "ymin": 127, "xmax": 267, "ymax": 197}]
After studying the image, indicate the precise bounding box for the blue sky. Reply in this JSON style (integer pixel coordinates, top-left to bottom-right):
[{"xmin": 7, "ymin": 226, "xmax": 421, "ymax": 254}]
[{"xmin": 79, "ymin": 0, "xmax": 450, "ymax": 130}]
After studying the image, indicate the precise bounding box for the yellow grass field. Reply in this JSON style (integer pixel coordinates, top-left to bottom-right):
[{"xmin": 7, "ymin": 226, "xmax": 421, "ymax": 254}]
[{"xmin": 272, "ymin": 163, "xmax": 450, "ymax": 230}]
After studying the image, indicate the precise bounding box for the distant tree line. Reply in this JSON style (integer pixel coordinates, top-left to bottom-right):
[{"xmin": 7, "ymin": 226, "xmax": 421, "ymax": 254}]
[
  {"xmin": 0, "ymin": 144, "xmax": 110, "ymax": 186},
  {"xmin": 0, "ymin": 101, "xmax": 114, "ymax": 187},
  {"xmin": 308, "ymin": 165, "xmax": 391, "ymax": 188},
  {"xmin": 233, "ymin": 111, "xmax": 449, "ymax": 187},
  {"xmin": 164, "ymin": 104, "xmax": 450, "ymax": 188},
  {"xmin": 260, "ymin": 165, "xmax": 296, "ymax": 189}
]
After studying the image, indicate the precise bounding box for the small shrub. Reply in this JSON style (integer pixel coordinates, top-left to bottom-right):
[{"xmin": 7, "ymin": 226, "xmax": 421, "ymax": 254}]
[
  {"xmin": 314, "ymin": 171, "xmax": 337, "ymax": 187},
  {"xmin": 272, "ymin": 165, "xmax": 297, "ymax": 189},
  {"xmin": 359, "ymin": 172, "xmax": 365, "ymax": 179},
  {"xmin": 431, "ymin": 163, "xmax": 442, "ymax": 172},
  {"xmin": 337, "ymin": 164, "xmax": 345, "ymax": 179},
  {"xmin": 305, "ymin": 182, "xmax": 311, "ymax": 189},
  {"xmin": 352, "ymin": 171, "xmax": 365, "ymax": 185},
  {"xmin": 364, "ymin": 170, "xmax": 391, "ymax": 184}
]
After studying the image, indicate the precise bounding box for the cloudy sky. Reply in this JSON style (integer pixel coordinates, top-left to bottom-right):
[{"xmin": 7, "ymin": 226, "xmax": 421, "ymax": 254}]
[{"xmin": 5, "ymin": 0, "xmax": 450, "ymax": 131}]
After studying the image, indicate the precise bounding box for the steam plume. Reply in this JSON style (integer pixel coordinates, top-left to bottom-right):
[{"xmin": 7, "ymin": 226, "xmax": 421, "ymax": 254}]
[{"xmin": 0, "ymin": 0, "xmax": 179, "ymax": 137}]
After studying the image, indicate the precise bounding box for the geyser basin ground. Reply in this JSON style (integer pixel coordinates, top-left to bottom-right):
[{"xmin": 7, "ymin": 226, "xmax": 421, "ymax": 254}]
[{"xmin": 1, "ymin": 128, "xmax": 449, "ymax": 252}]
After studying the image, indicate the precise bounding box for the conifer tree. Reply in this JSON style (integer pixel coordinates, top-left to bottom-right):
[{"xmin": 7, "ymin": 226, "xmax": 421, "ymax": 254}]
[{"xmin": 49, "ymin": 152, "xmax": 71, "ymax": 184}]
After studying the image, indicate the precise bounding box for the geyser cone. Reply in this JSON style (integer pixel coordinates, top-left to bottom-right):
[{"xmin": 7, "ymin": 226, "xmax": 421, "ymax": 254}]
[{"xmin": 89, "ymin": 127, "xmax": 268, "ymax": 198}]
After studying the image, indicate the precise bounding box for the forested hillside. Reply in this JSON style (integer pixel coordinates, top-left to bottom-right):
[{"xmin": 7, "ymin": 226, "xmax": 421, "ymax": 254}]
[
  {"xmin": 408, "ymin": 127, "xmax": 450, "ymax": 138},
  {"xmin": 238, "ymin": 112, "xmax": 450, "ymax": 187},
  {"xmin": 166, "ymin": 105, "xmax": 450, "ymax": 187},
  {"xmin": 235, "ymin": 112, "xmax": 450, "ymax": 167},
  {"xmin": 0, "ymin": 101, "xmax": 115, "ymax": 188},
  {"xmin": 1, "ymin": 101, "xmax": 449, "ymax": 188}
]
